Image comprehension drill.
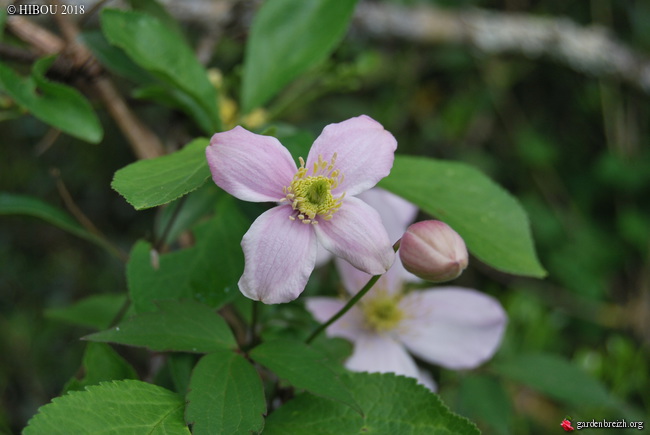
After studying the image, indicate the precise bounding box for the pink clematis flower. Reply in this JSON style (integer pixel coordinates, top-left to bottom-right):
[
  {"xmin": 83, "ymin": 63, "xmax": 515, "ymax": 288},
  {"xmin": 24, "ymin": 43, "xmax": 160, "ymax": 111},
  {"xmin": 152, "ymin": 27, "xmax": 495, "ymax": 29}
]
[
  {"xmin": 206, "ymin": 116, "xmax": 397, "ymax": 304},
  {"xmin": 305, "ymin": 189, "xmax": 507, "ymax": 390}
]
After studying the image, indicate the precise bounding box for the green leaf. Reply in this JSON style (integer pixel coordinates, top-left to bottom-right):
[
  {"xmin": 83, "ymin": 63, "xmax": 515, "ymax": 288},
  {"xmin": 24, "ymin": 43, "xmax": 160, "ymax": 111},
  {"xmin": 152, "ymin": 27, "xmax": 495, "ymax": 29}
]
[
  {"xmin": 84, "ymin": 300, "xmax": 236, "ymax": 353},
  {"xmin": 81, "ymin": 31, "xmax": 153, "ymax": 84},
  {"xmin": 249, "ymin": 339, "xmax": 361, "ymax": 414},
  {"xmin": 24, "ymin": 380, "xmax": 190, "ymax": 434},
  {"xmin": 456, "ymin": 375, "xmax": 513, "ymax": 435},
  {"xmin": 264, "ymin": 372, "xmax": 479, "ymax": 434},
  {"xmin": 127, "ymin": 197, "xmax": 248, "ymax": 313},
  {"xmin": 186, "ymin": 351, "xmax": 266, "ymax": 435},
  {"xmin": 155, "ymin": 183, "xmax": 222, "ymax": 245},
  {"xmin": 111, "ymin": 138, "xmax": 210, "ymax": 210},
  {"xmin": 63, "ymin": 343, "xmax": 138, "ymax": 393},
  {"xmin": 127, "ymin": 0, "xmax": 185, "ymax": 40},
  {"xmin": 0, "ymin": 57, "xmax": 103, "ymax": 143},
  {"xmin": 380, "ymin": 156, "xmax": 546, "ymax": 277},
  {"xmin": 133, "ymin": 85, "xmax": 215, "ymax": 134},
  {"xmin": 0, "ymin": 192, "xmax": 111, "ymax": 252},
  {"xmin": 492, "ymin": 353, "xmax": 615, "ymax": 408},
  {"xmin": 241, "ymin": 0, "xmax": 357, "ymax": 113},
  {"xmin": 46, "ymin": 293, "xmax": 127, "ymax": 330},
  {"xmin": 101, "ymin": 9, "xmax": 220, "ymax": 133}
]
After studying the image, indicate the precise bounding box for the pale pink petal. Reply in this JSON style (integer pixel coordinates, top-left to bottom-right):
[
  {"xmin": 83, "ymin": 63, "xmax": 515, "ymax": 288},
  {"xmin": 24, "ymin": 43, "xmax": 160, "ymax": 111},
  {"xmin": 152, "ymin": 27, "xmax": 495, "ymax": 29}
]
[
  {"xmin": 417, "ymin": 367, "xmax": 437, "ymax": 392},
  {"xmin": 396, "ymin": 287, "xmax": 507, "ymax": 369},
  {"xmin": 238, "ymin": 205, "xmax": 317, "ymax": 304},
  {"xmin": 304, "ymin": 297, "xmax": 366, "ymax": 342},
  {"xmin": 345, "ymin": 333, "xmax": 420, "ymax": 381},
  {"xmin": 335, "ymin": 256, "xmax": 402, "ymax": 297},
  {"xmin": 315, "ymin": 196, "xmax": 394, "ymax": 275},
  {"xmin": 306, "ymin": 116, "xmax": 397, "ymax": 197},
  {"xmin": 357, "ymin": 188, "xmax": 418, "ymax": 243},
  {"xmin": 207, "ymin": 126, "xmax": 297, "ymax": 202}
]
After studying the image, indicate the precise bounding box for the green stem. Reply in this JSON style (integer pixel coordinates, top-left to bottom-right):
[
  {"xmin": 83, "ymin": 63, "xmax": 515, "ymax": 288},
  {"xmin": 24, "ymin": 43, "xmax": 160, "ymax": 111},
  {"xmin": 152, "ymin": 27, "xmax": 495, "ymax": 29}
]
[
  {"xmin": 305, "ymin": 239, "xmax": 401, "ymax": 345},
  {"xmin": 305, "ymin": 273, "xmax": 381, "ymax": 345}
]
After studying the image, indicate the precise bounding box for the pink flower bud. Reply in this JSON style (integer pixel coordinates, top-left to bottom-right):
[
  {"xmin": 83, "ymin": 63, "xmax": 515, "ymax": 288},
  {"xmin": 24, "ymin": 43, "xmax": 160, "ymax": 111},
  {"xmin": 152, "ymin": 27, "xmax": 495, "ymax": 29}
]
[{"xmin": 399, "ymin": 220, "xmax": 468, "ymax": 282}]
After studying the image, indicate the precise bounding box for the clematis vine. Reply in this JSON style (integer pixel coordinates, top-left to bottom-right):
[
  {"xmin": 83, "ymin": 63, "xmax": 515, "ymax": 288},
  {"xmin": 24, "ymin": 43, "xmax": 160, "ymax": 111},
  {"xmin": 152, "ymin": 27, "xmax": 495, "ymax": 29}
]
[
  {"xmin": 305, "ymin": 189, "xmax": 507, "ymax": 390},
  {"xmin": 206, "ymin": 116, "xmax": 397, "ymax": 304}
]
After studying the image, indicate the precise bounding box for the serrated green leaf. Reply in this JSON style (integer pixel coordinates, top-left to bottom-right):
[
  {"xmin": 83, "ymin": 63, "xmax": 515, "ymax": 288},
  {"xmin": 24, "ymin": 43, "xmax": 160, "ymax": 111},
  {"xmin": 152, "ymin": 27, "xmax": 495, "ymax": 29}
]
[
  {"xmin": 265, "ymin": 372, "xmax": 479, "ymax": 434},
  {"xmin": 101, "ymin": 9, "xmax": 220, "ymax": 133},
  {"xmin": 0, "ymin": 57, "xmax": 102, "ymax": 143},
  {"xmin": 126, "ymin": 197, "xmax": 248, "ymax": 313},
  {"xmin": 63, "ymin": 343, "xmax": 138, "ymax": 393},
  {"xmin": 112, "ymin": 138, "xmax": 210, "ymax": 210},
  {"xmin": 492, "ymin": 353, "xmax": 615, "ymax": 408},
  {"xmin": 241, "ymin": 0, "xmax": 357, "ymax": 113},
  {"xmin": 186, "ymin": 351, "xmax": 266, "ymax": 435},
  {"xmin": 84, "ymin": 300, "xmax": 236, "ymax": 353},
  {"xmin": 380, "ymin": 156, "xmax": 546, "ymax": 277},
  {"xmin": 46, "ymin": 293, "xmax": 127, "ymax": 330},
  {"xmin": 250, "ymin": 339, "xmax": 361, "ymax": 414},
  {"xmin": 24, "ymin": 380, "xmax": 190, "ymax": 434},
  {"xmin": 0, "ymin": 192, "xmax": 113, "ymax": 253}
]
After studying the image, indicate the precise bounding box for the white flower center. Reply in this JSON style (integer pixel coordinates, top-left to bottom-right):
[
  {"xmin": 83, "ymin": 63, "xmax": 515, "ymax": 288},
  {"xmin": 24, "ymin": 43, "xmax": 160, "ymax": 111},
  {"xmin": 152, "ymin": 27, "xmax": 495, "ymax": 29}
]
[{"xmin": 281, "ymin": 154, "xmax": 345, "ymax": 225}]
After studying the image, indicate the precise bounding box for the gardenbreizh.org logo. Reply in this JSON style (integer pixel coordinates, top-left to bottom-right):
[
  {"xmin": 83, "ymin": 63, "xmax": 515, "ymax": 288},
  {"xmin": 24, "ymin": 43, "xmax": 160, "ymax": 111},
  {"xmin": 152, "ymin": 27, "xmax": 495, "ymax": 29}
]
[
  {"xmin": 561, "ymin": 416, "xmax": 645, "ymax": 431},
  {"xmin": 561, "ymin": 417, "xmax": 575, "ymax": 432}
]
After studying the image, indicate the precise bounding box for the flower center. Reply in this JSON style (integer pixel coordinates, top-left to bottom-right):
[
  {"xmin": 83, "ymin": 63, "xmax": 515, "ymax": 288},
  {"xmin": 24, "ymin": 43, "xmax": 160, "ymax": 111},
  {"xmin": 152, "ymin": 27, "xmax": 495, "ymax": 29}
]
[
  {"xmin": 362, "ymin": 294, "xmax": 404, "ymax": 332},
  {"xmin": 281, "ymin": 154, "xmax": 345, "ymax": 224}
]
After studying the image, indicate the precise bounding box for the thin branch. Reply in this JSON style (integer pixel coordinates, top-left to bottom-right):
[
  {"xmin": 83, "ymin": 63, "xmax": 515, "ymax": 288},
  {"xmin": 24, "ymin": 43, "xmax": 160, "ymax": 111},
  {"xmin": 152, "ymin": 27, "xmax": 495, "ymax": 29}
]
[{"xmin": 5, "ymin": 13, "xmax": 165, "ymax": 159}]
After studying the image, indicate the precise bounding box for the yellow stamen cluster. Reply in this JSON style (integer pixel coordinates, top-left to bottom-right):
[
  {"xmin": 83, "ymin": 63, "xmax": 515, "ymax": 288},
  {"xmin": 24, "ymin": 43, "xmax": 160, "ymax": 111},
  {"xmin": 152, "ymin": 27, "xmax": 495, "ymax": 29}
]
[
  {"xmin": 362, "ymin": 293, "xmax": 404, "ymax": 332},
  {"xmin": 281, "ymin": 154, "xmax": 345, "ymax": 224}
]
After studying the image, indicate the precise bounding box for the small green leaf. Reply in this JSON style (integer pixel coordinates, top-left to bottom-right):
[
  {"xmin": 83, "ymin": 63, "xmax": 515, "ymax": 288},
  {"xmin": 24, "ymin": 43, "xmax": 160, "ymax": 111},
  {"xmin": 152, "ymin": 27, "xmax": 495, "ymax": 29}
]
[
  {"xmin": 101, "ymin": 9, "xmax": 220, "ymax": 133},
  {"xmin": 127, "ymin": 197, "xmax": 248, "ymax": 313},
  {"xmin": 241, "ymin": 0, "xmax": 357, "ymax": 112},
  {"xmin": 186, "ymin": 351, "xmax": 266, "ymax": 435},
  {"xmin": 111, "ymin": 138, "xmax": 210, "ymax": 210},
  {"xmin": 24, "ymin": 380, "xmax": 190, "ymax": 434},
  {"xmin": 250, "ymin": 339, "xmax": 361, "ymax": 414},
  {"xmin": 492, "ymin": 353, "xmax": 615, "ymax": 408},
  {"xmin": 0, "ymin": 192, "xmax": 112, "ymax": 252},
  {"xmin": 380, "ymin": 156, "xmax": 546, "ymax": 277},
  {"xmin": 0, "ymin": 57, "xmax": 103, "ymax": 143},
  {"xmin": 46, "ymin": 293, "xmax": 127, "ymax": 330},
  {"xmin": 63, "ymin": 343, "xmax": 138, "ymax": 393},
  {"xmin": 264, "ymin": 372, "xmax": 479, "ymax": 434},
  {"xmin": 84, "ymin": 300, "xmax": 236, "ymax": 353}
]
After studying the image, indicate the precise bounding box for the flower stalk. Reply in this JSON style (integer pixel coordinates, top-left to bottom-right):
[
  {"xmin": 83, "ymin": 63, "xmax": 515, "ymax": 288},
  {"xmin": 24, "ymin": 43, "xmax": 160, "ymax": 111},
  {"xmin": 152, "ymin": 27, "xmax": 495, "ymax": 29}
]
[{"xmin": 305, "ymin": 239, "xmax": 401, "ymax": 344}]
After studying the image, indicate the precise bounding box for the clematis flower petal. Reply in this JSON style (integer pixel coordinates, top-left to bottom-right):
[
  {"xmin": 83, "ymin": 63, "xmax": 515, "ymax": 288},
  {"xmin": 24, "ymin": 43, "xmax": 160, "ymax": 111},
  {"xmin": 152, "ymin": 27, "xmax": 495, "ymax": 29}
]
[
  {"xmin": 238, "ymin": 205, "xmax": 317, "ymax": 304},
  {"xmin": 315, "ymin": 196, "xmax": 394, "ymax": 275},
  {"xmin": 345, "ymin": 333, "xmax": 420, "ymax": 381},
  {"xmin": 396, "ymin": 287, "xmax": 507, "ymax": 369},
  {"xmin": 357, "ymin": 188, "xmax": 418, "ymax": 243},
  {"xmin": 307, "ymin": 115, "xmax": 397, "ymax": 197},
  {"xmin": 206, "ymin": 126, "xmax": 297, "ymax": 202},
  {"xmin": 336, "ymin": 256, "xmax": 402, "ymax": 297},
  {"xmin": 304, "ymin": 297, "xmax": 366, "ymax": 342}
]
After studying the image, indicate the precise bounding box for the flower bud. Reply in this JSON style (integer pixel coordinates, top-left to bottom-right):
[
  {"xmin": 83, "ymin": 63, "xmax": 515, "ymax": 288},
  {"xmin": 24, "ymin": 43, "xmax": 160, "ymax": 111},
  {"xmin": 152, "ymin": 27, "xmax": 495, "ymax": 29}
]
[{"xmin": 399, "ymin": 220, "xmax": 468, "ymax": 282}]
